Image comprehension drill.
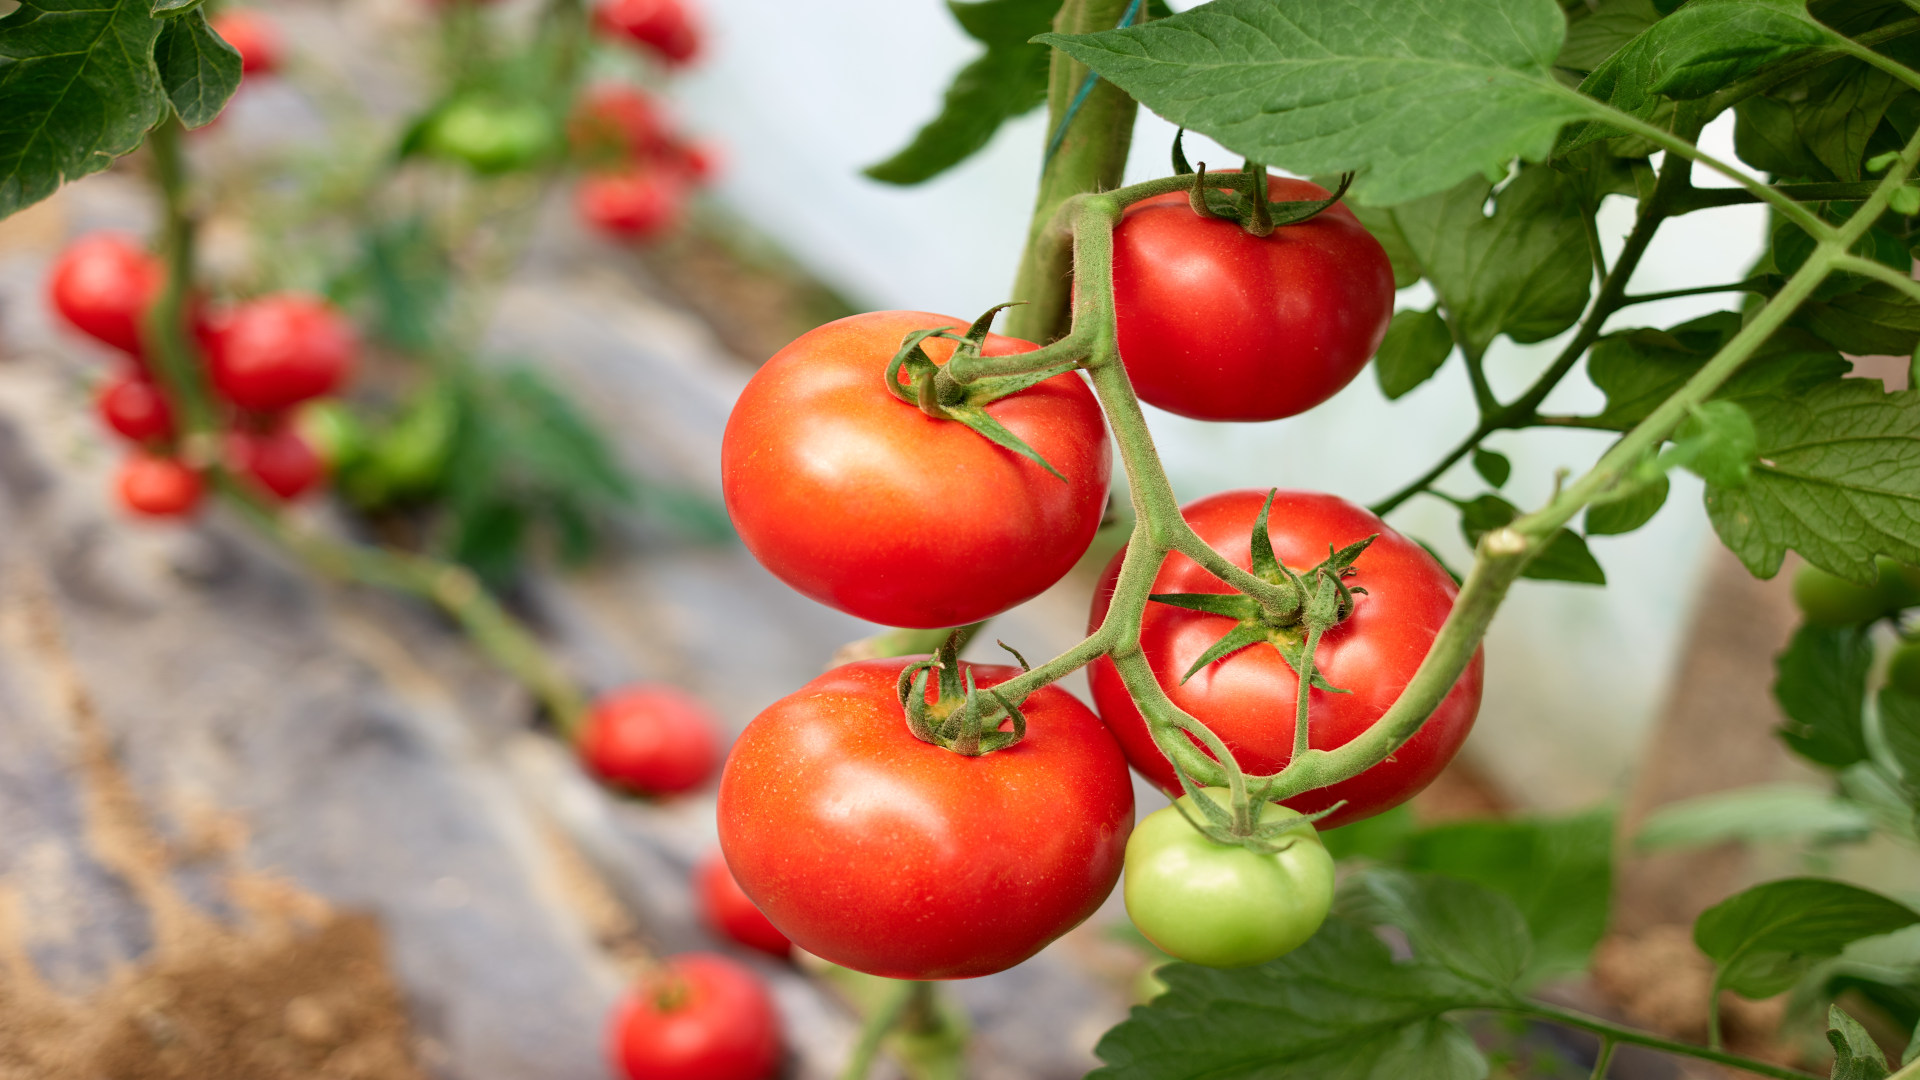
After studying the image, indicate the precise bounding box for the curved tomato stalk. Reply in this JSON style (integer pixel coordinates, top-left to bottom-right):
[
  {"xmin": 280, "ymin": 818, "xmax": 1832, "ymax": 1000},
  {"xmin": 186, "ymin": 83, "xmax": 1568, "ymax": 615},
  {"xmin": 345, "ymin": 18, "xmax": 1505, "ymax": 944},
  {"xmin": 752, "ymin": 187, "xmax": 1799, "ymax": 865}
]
[
  {"xmin": 1173, "ymin": 134, "xmax": 1354, "ymax": 235},
  {"xmin": 1162, "ymin": 735, "xmax": 1342, "ymax": 855},
  {"xmin": 896, "ymin": 633, "xmax": 1028, "ymax": 756}
]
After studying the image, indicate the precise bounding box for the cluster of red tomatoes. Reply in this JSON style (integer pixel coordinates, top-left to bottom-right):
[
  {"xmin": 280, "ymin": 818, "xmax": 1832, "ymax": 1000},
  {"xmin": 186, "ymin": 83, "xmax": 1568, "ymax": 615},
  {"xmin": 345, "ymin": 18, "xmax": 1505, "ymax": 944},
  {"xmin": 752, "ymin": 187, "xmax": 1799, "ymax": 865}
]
[
  {"xmin": 576, "ymin": 0, "xmax": 716, "ymax": 243},
  {"xmin": 694, "ymin": 175, "xmax": 1487, "ymax": 995},
  {"xmin": 48, "ymin": 235, "xmax": 351, "ymax": 517}
]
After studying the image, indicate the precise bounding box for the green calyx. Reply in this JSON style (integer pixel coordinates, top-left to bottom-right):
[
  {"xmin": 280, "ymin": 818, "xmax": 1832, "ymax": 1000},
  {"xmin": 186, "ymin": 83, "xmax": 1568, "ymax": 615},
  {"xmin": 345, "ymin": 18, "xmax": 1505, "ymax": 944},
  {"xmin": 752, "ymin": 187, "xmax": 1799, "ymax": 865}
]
[
  {"xmin": 883, "ymin": 304, "xmax": 1081, "ymax": 482},
  {"xmin": 1150, "ymin": 490, "xmax": 1375, "ymax": 687},
  {"xmin": 1168, "ymin": 131, "xmax": 1354, "ymax": 238},
  {"xmin": 1166, "ymin": 767, "xmax": 1340, "ymax": 854},
  {"xmin": 896, "ymin": 633, "xmax": 1028, "ymax": 757}
]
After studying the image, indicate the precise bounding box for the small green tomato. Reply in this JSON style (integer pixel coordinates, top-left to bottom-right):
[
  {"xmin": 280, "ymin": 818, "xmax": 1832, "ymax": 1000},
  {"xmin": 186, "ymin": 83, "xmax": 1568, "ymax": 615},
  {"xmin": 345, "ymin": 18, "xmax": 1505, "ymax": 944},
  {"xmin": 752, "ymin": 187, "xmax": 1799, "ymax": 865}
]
[
  {"xmin": 425, "ymin": 99, "xmax": 555, "ymax": 175},
  {"xmin": 1122, "ymin": 787, "xmax": 1335, "ymax": 969},
  {"xmin": 1889, "ymin": 639, "xmax": 1920, "ymax": 697},
  {"xmin": 1793, "ymin": 556, "xmax": 1920, "ymax": 627}
]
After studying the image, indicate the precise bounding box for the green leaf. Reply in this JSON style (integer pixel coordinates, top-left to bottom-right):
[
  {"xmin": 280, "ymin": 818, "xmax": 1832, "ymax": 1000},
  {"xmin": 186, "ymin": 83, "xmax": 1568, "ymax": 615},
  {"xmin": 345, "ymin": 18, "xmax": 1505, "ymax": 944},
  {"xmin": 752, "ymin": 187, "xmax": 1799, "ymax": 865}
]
[
  {"xmin": 1734, "ymin": 59, "xmax": 1904, "ymax": 183},
  {"xmin": 1879, "ymin": 685, "xmax": 1920, "ymax": 801},
  {"xmin": 1457, "ymin": 494, "xmax": 1605, "ymax": 584},
  {"xmin": 1375, "ymin": 307, "xmax": 1454, "ymax": 400},
  {"xmin": 1706, "ymin": 380, "xmax": 1920, "ymax": 582},
  {"xmin": 1636, "ymin": 783, "xmax": 1876, "ymax": 850},
  {"xmin": 1341, "ymin": 198, "xmax": 1423, "ymax": 288},
  {"xmin": 1321, "ymin": 803, "xmax": 1416, "ymax": 861},
  {"xmin": 1828, "ymin": 1005, "xmax": 1893, "ymax": 1080},
  {"xmin": 1037, "ymin": 0, "xmax": 1597, "ymax": 206},
  {"xmin": 0, "ymin": 0, "xmax": 169, "ymax": 219},
  {"xmin": 865, "ymin": 0, "xmax": 1057, "ymax": 185},
  {"xmin": 1774, "ymin": 623, "xmax": 1873, "ymax": 768},
  {"xmin": 1585, "ymin": 470, "xmax": 1669, "ymax": 535},
  {"xmin": 150, "ymin": 0, "xmax": 205, "ymax": 14},
  {"xmin": 1093, "ymin": 871, "xmax": 1528, "ymax": 1080},
  {"xmin": 1389, "ymin": 166, "xmax": 1593, "ymax": 356},
  {"xmin": 1559, "ymin": 0, "xmax": 1662, "ymax": 73},
  {"xmin": 1588, "ymin": 313, "xmax": 1849, "ymax": 431},
  {"xmin": 1666, "ymin": 400, "xmax": 1758, "ymax": 489},
  {"xmin": 1472, "ymin": 448, "xmax": 1512, "ymax": 490},
  {"xmin": 1090, "ymin": 918, "xmax": 1495, "ymax": 1080},
  {"xmin": 1697, "ymin": 878, "xmax": 1920, "ymax": 998},
  {"xmin": 1399, "ymin": 810, "xmax": 1614, "ymax": 980},
  {"xmin": 1799, "ymin": 281, "xmax": 1920, "ymax": 357},
  {"xmin": 153, "ymin": 8, "xmax": 237, "ymax": 129}
]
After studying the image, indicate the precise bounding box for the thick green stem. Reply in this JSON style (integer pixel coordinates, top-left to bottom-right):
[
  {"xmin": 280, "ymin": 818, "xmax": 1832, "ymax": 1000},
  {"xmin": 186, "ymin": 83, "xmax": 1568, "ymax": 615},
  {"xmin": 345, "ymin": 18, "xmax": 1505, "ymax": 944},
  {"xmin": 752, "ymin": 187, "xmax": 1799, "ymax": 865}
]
[
  {"xmin": 1004, "ymin": 0, "xmax": 1139, "ymax": 344},
  {"xmin": 838, "ymin": 980, "xmax": 923, "ymax": 1080},
  {"xmin": 144, "ymin": 116, "xmax": 219, "ymax": 443},
  {"xmin": 1512, "ymin": 1003, "xmax": 1819, "ymax": 1080}
]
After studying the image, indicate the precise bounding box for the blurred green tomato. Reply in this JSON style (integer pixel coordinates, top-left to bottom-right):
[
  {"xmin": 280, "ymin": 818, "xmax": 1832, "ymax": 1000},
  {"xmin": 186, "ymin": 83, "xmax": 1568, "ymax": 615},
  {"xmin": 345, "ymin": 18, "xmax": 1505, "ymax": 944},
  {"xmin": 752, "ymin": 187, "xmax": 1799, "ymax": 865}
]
[
  {"xmin": 294, "ymin": 399, "xmax": 367, "ymax": 471},
  {"xmin": 426, "ymin": 100, "xmax": 555, "ymax": 174},
  {"xmin": 1793, "ymin": 556, "xmax": 1920, "ymax": 627}
]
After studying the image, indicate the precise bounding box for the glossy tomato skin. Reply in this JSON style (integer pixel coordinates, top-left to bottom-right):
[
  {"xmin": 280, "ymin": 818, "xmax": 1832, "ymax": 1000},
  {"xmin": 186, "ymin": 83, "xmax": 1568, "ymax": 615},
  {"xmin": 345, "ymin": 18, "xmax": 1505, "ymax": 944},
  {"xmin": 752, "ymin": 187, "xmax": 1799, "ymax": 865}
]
[
  {"xmin": 1088, "ymin": 490, "xmax": 1482, "ymax": 828},
  {"xmin": 48, "ymin": 234, "xmax": 163, "ymax": 358},
  {"xmin": 97, "ymin": 371, "xmax": 175, "ymax": 442},
  {"xmin": 718, "ymin": 659, "xmax": 1134, "ymax": 980},
  {"xmin": 1111, "ymin": 176, "xmax": 1394, "ymax": 422},
  {"xmin": 210, "ymin": 11, "xmax": 282, "ymax": 76},
  {"xmin": 722, "ymin": 311, "xmax": 1110, "ymax": 629},
  {"xmin": 607, "ymin": 953, "xmax": 781, "ymax": 1080},
  {"xmin": 695, "ymin": 851, "xmax": 791, "ymax": 958},
  {"xmin": 117, "ymin": 453, "xmax": 203, "ymax": 517},
  {"xmin": 231, "ymin": 428, "xmax": 325, "ymax": 500},
  {"xmin": 578, "ymin": 684, "xmax": 721, "ymax": 796},
  {"xmin": 594, "ymin": 0, "xmax": 700, "ymax": 65},
  {"xmin": 203, "ymin": 295, "xmax": 357, "ymax": 413},
  {"xmin": 1124, "ymin": 789, "xmax": 1335, "ymax": 968},
  {"xmin": 576, "ymin": 169, "xmax": 686, "ymax": 241}
]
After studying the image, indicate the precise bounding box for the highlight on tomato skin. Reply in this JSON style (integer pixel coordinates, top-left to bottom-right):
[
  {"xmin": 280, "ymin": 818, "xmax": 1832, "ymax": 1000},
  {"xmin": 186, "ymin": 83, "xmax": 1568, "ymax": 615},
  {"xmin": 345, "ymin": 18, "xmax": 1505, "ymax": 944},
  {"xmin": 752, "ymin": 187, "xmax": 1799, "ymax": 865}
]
[
  {"xmin": 606, "ymin": 952, "xmax": 782, "ymax": 1080},
  {"xmin": 576, "ymin": 683, "xmax": 722, "ymax": 797},
  {"xmin": 716, "ymin": 657, "xmax": 1134, "ymax": 981}
]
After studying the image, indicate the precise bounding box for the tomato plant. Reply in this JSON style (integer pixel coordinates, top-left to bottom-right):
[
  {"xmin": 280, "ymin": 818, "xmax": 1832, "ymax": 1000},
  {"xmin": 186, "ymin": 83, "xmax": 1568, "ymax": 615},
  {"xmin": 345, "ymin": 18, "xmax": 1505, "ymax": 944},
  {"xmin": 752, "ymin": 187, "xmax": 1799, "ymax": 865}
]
[
  {"xmin": 577, "ymin": 684, "xmax": 720, "ymax": 797},
  {"xmin": 203, "ymin": 295, "xmax": 357, "ymax": 414},
  {"xmin": 1123, "ymin": 788, "xmax": 1334, "ymax": 968},
  {"xmin": 721, "ymin": 311, "xmax": 1110, "ymax": 629},
  {"xmin": 695, "ymin": 851, "xmax": 790, "ymax": 959},
  {"xmin": 606, "ymin": 952, "xmax": 781, "ymax": 1080},
  {"xmin": 1088, "ymin": 489, "xmax": 1483, "ymax": 828},
  {"xmin": 716, "ymin": 656, "xmax": 1133, "ymax": 979},
  {"xmin": 1110, "ymin": 175, "xmax": 1394, "ymax": 422}
]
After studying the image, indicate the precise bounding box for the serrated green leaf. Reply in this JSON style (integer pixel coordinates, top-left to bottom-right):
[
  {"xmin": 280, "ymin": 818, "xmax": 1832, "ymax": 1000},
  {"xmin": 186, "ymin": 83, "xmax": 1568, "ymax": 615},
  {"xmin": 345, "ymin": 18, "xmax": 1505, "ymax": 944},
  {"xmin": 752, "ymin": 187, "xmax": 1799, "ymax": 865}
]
[
  {"xmin": 1706, "ymin": 380, "xmax": 1920, "ymax": 582},
  {"xmin": 1390, "ymin": 165, "xmax": 1593, "ymax": 356},
  {"xmin": 1559, "ymin": 0, "xmax": 1662, "ymax": 73},
  {"xmin": 1696, "ymin": 878, "xmax": 1919, "ymax": 998},
  {"xmin": 1037, "ymin": 0, "xmax": 1597, "ymax": 206},
  {"xmin": 1829, "ymin": 1005, "xmax": 1893, "ymax": 1080},
  {"xmin": 865, "ymin": 0, "xmax": 1057, "ymax": 185},
  {"xmin": 1636, "ymin": 784, "xmax": 1876, "ymax": 849},
  {"xmin": 1093, "ymin": 871, "xmax": 1525, "ymax": 1080},
  {"xmin": 1399, "ymin": 810, "xmax": 1613, "ymax": 981},
  {"xmin": 1774, "ymin": 623, "xmax": 1873, "ymax": 767},
  {"xmin": 0, "ymin": 0, "xmax": 169, "ymax": 218},
  {"xmin": 1472, "ymin": 448, "xmax": 1512, "ymax": 489},
  {"xmin": 1799, "ymin": 281, "xmax": 1920, "ymax": 357},
  {"xmin": 153, "ymin": 8, "xmax": 238, "ymax": 129},
  {"xmin": 1586, "ymin": 471, "xmax": 1669, "ymax": 535},
  {"xmin": 1588, "ymin": 313, "xmax": 1848, "ymax": 430},
  {"xmin": 1375, "ymin": 307, "xmax": 1453, "ymax": 400}
]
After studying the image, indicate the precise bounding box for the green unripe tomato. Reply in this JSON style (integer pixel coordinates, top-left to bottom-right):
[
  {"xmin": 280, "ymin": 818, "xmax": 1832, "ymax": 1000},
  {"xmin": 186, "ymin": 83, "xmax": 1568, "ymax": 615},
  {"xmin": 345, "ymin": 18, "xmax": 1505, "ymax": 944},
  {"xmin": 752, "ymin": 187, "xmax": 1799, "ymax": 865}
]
[
  {"xmin": 425, "ymin": 99, "xmax": 555, "ymax": 174},
  {"xmin": 369, "ymin": 389, "xmax": 457, "ymax": 496},
  {"xmin": 1123, "ymin": 787, "xmax": 1335, "ymax": 969},
  {"xmin": 293, "ymin": 399, "xmax": 367, "ymax": 472},
  {"xmin": 1889, "ymin": 640, "xmax": 1920, "ymax": 697},
  {"xmin": 1793, "ymin": 556, "xmax": 1920, "ymax": 627}
]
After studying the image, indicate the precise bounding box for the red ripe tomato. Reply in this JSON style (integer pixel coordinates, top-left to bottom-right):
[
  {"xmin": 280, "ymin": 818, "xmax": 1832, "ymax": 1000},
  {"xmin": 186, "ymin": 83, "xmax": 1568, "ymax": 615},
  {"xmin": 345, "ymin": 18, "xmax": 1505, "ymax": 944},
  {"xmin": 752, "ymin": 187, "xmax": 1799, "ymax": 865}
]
[
  {"xmin": 695, "ymin": 851, "xmax": 790, "ymax": 958},
  {"xmin": 721, "ymin": 311, "xmax": 1110, "ymax": 629},
  {"xmin": 1087, "ymin": 490, "xmax": 1482, "ymax": 828},
  {"xmin": 230, "ymin": 428, "xmax": 325, "ymax": 500},
  {"xmin": 47, "ymin": 234, "xmax": 163, "ymax": 358},
  {"xmin": 576, "ymin": 170, "xmax": 686, "ymax": 241},
  {"xmin": 717, "ymin": 659, "xmax": 1134, "ymax": 979},
  {"xmin": 209, "ymin": 10, "xmax": 282, "ymax": 76},
  {"xmin": 203, "ymin": 295, "xmax": 356, "ymax": 413},
  {"xmin": 117, "ymin": 452, "xmax": 203, "ymax": 517},
  {"xmin": 594, "ymin": 0, "xmax": 700, "ymax": 65},
  {"xmin": 96, "ymin": 371, "xmax": 175, "ymax": 442},
  {"xmin": 1111, "ymin": 175, "xmax": 1394, "ymax": 422},
  {"xmin": 607, "ymin": 953, "xmax": 780, "ymax": 1080},
  {"xmin": 665, "ymin": 139, "xmax": 719, "ymax": 185},
  {"xmin": 578, "ymin": 684, "xmax": 721, "ymax": 796},
  {"xmin": 569, "ymin": 84, "xmax": 670, "ymax": 161}
]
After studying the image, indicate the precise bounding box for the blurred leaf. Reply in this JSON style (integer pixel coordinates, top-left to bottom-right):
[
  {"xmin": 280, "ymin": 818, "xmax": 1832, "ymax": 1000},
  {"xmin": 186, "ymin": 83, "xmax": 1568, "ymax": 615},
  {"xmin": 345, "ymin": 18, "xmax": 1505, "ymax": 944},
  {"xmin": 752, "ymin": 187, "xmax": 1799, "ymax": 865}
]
[
  {"xmin": 864, "ymin": 0, "xmax": 1058, "ymax": 185},
  {"xmin": 1697, "ymin": 878, "xmax": 1919, "ymax": 998},
  {"xmin": 1559, "ymin": 0, "xmax": 1661, "ymax": 73},
  {"xmin": 1878, "ymin": 685, "xmax": 1920, "ymax": 804},
  {"xmin": 153, "ymin": 8, "xmax": 238, "ymax": 128},
  {"xmin": 1320, "ymin": 803, "xmax": 1416, "ymax": 862},
  {"xmin": 1586, "ymin": 471, "xmax": 1669, "ymax": 536},
  {"xmin": 1774, "ymin": 623, "xmax": 1873, "ymax": 768},
  {"xmin": 1472, "ymin": 448, "xmax": 1512, "ymax": 489},
  {"xmin": 1375, "ymin": 307, "xmax": 1453, "ymax": 400},
  {"xmin": 1637, "ymin": 784, "xmax": 1875, "ymax": 850},
  {"xmin": 1828, "ymin": 1005, "xmax": 1892, "ymax": 1080}
]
